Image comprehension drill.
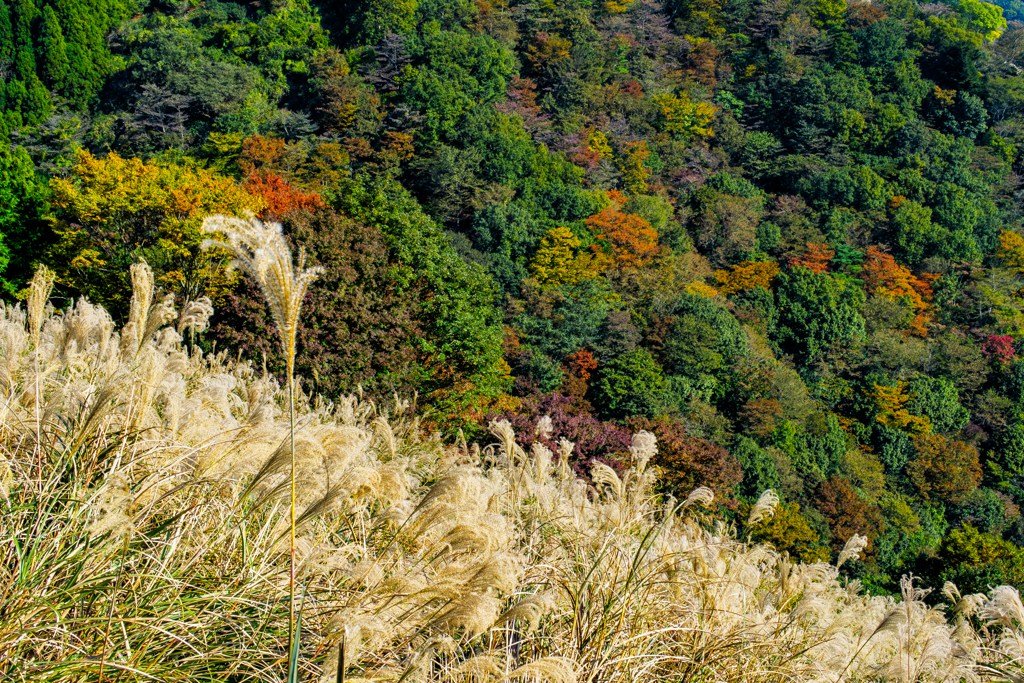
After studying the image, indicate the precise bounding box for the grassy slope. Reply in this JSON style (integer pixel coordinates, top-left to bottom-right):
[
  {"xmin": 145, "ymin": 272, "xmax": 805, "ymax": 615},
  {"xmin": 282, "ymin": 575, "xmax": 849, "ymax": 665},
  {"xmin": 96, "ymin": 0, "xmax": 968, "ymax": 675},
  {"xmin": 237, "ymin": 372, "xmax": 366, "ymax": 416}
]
[{"xmin": 1, "ymin": 265, "xmax": 1021, "ymax": 682}]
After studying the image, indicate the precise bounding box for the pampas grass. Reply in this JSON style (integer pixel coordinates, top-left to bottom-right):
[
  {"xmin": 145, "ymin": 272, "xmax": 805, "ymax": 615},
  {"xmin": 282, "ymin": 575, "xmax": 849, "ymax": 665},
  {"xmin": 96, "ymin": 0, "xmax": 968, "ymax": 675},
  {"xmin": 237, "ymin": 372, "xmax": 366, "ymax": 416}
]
[
  {"xmin": 0, "ymin": 263, "xmax": 1021, "ymax": 682},
  {"xmin": 203, "ymin": 213, "xmax": 323, "ymax": 666}
]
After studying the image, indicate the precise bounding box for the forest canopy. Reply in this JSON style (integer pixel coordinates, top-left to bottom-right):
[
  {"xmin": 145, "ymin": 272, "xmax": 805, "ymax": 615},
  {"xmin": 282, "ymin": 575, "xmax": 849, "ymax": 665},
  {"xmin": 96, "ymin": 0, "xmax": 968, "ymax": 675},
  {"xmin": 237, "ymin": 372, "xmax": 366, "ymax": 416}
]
[{"xmin": 4, "ymin": 0, "xmax": 1024, "ymax": 594}]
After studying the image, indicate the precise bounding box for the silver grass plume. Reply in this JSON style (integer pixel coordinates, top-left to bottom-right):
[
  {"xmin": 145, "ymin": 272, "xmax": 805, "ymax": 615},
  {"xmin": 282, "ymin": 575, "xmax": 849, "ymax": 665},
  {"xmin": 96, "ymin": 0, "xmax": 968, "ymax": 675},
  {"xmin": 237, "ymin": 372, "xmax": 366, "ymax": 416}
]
[
  {"xmin": 535, "ymin": 414, "xmax": 553, "ymax": 439},
  {"xmin": 27, "ymin": 264, "xmax": 55, "ymax": 350},
  {"xmin": 683, "ymin": 486, "xmax": 715, "ymax": 509},
  {"xmin": 456, "ymin": 655, "xmax": 502, "ymax": 682},
  {"xmin": 176, "ymin": 296, "xmax": 214, "ymax": 336},
  {"xmin": 943, "ymin": 582, "xmax": 985, "ymax": 620},
  {"xmin": 120, "ymin": 263, "xmax": 177, "ymax": 355},
  {"xmin": 836, "ymin": 533, "xmax": 869, "ymax": 568},
  {"xmin": 120, "ymin": 262, "xmax": 154, "ymax": 354},
  {"xmin": 981, "ymin": 586, "xmax": 1024, "ymax": 628},
  {"xmin": 201, "ymin": 213, "xmax": 322, "ymax": 661},
  {"xmin": 0, "ymin": 454, "xmax": 11, "ymax": 502},
  {"xmin": 497, "ymin": 591, "xmax": 558, "ymax": 634},
  {"xmin": 201, "ymin": 215, "xmax": 323, "ymax": 373},
  {"xmin": 502, "ymin": 656, "xmax": 576, "ymax": 683},
  {"xmin": 747, "ymin": 489, "xmax": 780, "ymax": 527},
  {"xmin": 27, "ymin": 265, "xmax": 55, "ymax": 478},
  {"xmin": 629, "ymin": 430, "xmax": 657, "ymax": 472}
]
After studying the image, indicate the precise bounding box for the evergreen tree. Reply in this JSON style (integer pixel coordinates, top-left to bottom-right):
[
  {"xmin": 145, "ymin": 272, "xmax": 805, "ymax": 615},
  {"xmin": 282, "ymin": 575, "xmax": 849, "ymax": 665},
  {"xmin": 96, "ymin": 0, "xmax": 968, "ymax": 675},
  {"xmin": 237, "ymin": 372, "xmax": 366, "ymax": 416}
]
[
  {"xmin": 12, "ymin": 0, "xmax": 38, "ymax": 81},
  {"xmin": 38, "ymin": 5, "xmax": 68, "ymax": 89},
  {"xmin": 22, "ymin": 74, "xmax": 51, "ymax": 124},
  {"xmin": 53, "ymin": 0, "xmax": 110, "ymax": 107},
  {"xmin": 0, "ymin": 1, "xmax": 15, "ymax": 62}
]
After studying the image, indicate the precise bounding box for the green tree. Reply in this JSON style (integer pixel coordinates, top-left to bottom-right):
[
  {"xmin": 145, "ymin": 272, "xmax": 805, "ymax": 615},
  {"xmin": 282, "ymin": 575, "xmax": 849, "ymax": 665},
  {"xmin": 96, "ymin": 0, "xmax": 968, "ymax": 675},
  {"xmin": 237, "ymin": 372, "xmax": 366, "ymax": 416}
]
[
  {"xmin": 595, "ymin": 348, "xmax": 667, "ymax": 418},
  {"xmin": 891, "ymin": 199, "xmax": 937, "ymax": 266},
  {"xmin": 774, "ymin": 268, "xmax": 866, "ymax": 364},
  {"xmin": 952, "ymin": 0, "xmax": 1007, "ymax": 41},
  {"xmin": 38, "ymin": 6, "xmax": 69, "ymax": 90},
  {"xmin": 470, "ymin": 201, "xmax": 544, "ymax": 295},
  {"xmin": 906, "ymin": 376, "xmax": 969, "ymax": 434},
  {"xmin": 0, "ymin": 147, "xmax": 50, "ymax": 295},
  {"xmin": 733, "ymin": 436, "xmax": 782, "ymax": 499},
  {"xmin": 12, "ymin": 0, "xmax": 38, "ymax": 81},
  {"xmin": 658, "ymin": 292, "xmax": 748, "ymax": 395},
  {"xmin": 0, "ymin": 0, "xmax": 14, "ymax": 62},
  {"xmin": 331, "ymin": 175, "xmax": 506, "ymax": 403}
]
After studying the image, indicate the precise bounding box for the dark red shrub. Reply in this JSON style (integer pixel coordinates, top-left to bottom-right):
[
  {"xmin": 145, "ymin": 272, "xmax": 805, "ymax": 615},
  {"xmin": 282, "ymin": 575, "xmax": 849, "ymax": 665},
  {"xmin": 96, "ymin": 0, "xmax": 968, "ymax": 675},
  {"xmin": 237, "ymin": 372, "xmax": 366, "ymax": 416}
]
[
  {"xmin": 626, "ymin": 416, "xmax": 742, "ymax": 501},
  {"xmin": 209, "ymin": 209, "xmax": 424, "ymax": 399},
  {"xmin": 489, "ymin": 393, "xmax": 634, "ymax": 475}
]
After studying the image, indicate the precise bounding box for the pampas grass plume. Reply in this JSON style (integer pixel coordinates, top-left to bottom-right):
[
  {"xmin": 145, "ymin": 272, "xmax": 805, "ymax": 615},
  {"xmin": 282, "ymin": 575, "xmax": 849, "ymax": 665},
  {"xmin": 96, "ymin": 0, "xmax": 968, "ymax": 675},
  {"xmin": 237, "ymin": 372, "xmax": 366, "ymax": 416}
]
[
  {"xmin": 747, "ymin": 489, "xmax": 780, "ymax": 527},
  {"xmin": 202, "ymin": 213, "xmax": 322, "ymax": 664}
]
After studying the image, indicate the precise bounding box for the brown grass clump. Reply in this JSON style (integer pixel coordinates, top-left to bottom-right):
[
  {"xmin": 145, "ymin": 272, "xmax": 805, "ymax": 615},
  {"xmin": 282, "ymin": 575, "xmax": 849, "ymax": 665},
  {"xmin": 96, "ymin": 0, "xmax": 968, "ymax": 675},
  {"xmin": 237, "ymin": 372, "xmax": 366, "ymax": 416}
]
[{"xmin": 0, "ymin": 263, "xmax": 1017, "ymax": 682}]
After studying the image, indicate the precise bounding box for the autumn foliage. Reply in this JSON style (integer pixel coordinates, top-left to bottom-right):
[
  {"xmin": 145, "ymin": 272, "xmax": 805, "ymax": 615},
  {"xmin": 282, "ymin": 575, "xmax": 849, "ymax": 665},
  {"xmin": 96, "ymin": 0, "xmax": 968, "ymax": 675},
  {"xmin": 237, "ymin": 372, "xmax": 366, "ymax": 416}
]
[
  {"xmin": 907, "ymin": 433, "xmax": 982, "ymax": 503},
  {"xmin": 982, "ymin": 334, "xmax": 1017, "ymax": 363},
  {"xmin": 788, "ymin": 243, "xmax": 835, "ymax": 273},
  {"xmin": 860, "ymin": 246, "xmax": 936, "ymax": 335},
  {"xmin": 530, "ymin": 225, "xmax": 606, "ymax": 286},
  {"xmin": 47, "ymin": 150, "xmax": 263, "ymax": 310},
  {"xmin": 815, "ymin": 477, "xmax": 885, "ymax": 555},
  {"xmin": 870, "ymin": 382, "xmax": 932, "ymax": 435},
  {"xmin": 714, "ymin": 260, "xmax": 780, "ymax": 295},
  {"xmin": 997, "ymin": 230, "xmax": 1024, "ymax": 274},
  {"xmin": 585, "ymin": 206, "xmax": 659, "ymax": 271},
  {"xmin": 627, "ymin": 416, "xmax": 743, "ymax": 498},
  {"xmin": 567, "ymin": 348, "xmax": 598, "ymax": 381},
  {"xmin": 243, "ymin": 172, "xmax": 325, "ymax": 220}
]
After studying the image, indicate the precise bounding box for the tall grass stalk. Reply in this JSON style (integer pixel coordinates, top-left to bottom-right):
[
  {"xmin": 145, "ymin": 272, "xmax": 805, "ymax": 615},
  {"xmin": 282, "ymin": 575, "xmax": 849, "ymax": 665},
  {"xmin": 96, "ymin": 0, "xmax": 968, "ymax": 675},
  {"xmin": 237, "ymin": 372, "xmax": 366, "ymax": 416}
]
[
  {"xmin": 202, "ymin": 214, "xmax": 322, "ymax": 668},
  {"xmin": 26, "ymin": 264, "xmax": 54, "ymax": 484}
]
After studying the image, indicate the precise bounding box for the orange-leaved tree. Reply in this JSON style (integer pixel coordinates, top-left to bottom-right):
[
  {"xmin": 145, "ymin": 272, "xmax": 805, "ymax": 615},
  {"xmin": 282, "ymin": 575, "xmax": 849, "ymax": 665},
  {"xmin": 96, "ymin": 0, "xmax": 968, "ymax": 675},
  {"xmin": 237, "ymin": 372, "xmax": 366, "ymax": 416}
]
[
  {"xmin": 243, "ymin": 172, "xmax": 325, "ymax": 220},
  {"xmin": 788, "ymin": 242, "xmax": 835, "ymax": 273},
  {"xmin": 567, "ymin": 348, "xmax": 598, "ymax": 381},
  {"xmin": 861, "ymin": 246, "xmax": 936, "ymax": 335},
  {"xmin": 585, "ymin": 205, "xmax": 659, "ymax": 272}
]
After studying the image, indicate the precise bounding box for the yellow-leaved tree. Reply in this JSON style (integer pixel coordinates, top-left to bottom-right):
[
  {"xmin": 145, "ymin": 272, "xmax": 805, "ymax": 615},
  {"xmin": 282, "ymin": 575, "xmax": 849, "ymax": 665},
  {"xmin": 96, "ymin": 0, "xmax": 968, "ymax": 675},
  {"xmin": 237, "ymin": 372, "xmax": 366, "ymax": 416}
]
[
  {"xmin": 870, "ymin": 382, "xmax": 932, "ymax": 435},
  {"xmin": 653, "ymin": 92, "xmax": 717, "ymax": 142},
  {"xmin": 48, "ymin": 150, "xmax": 264, "ymax": 313},
  {"xmin": 713, "ymin": 260, "xmax": 780, "ymax": 295},
  {"xmin": 997, "ymin": 230, "xmax": 1024, "ymax": 273},
  {"xmin": 529, "ymin": 225, "xmax": 606, "ymax": 286}
]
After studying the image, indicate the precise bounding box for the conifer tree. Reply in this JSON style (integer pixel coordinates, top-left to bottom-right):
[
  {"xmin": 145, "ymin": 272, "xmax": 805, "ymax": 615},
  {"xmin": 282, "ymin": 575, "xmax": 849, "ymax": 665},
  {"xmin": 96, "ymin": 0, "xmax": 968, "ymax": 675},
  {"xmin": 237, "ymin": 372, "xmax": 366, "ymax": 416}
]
[
  {"xmin": 38, "ymin": 5, "xmax": 69, "ymax": 89},
  {"xmin": 53, "ymin": 0, "xmax": 108, "ymax": 106},
  {"xmin": 0, "ymin": 1, "xmax": 15, "ymax": 62},
  {"xmin": 22, "ymin": 74, "xmax": 50, "ymax": 124},
  {"xmin": 12, "ymin": 0, "xmax": 38, "ymax": 81}
]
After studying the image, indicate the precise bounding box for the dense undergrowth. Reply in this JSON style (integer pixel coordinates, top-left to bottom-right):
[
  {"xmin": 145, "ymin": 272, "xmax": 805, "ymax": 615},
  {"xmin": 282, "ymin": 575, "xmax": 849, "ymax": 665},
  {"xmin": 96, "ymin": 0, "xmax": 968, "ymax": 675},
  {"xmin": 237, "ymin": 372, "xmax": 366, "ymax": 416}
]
[{"xmin": 3, "ymin": 265, "xmax": 1024, "ymax": 682}]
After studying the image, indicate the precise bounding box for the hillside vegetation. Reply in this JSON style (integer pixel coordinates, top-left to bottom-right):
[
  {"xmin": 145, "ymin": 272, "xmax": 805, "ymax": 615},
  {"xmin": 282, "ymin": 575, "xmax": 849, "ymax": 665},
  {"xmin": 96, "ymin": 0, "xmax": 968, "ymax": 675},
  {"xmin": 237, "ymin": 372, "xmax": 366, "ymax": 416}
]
[
  {"xmin": 6, "ymin": 0, "xmax": 1024, "ymax": 604},
  {"xmin": 2, "ymin": 265, "xmax": 1024, "ymax": 682}
]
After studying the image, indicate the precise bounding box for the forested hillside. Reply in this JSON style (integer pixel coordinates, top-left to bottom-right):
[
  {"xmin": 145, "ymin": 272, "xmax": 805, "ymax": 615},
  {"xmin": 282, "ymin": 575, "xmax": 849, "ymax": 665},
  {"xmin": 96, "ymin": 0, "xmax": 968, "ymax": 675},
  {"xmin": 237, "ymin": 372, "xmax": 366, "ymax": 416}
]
[{"xmin": 4, "ymin": 0, "xmax": 1024, "ymax": 595}]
